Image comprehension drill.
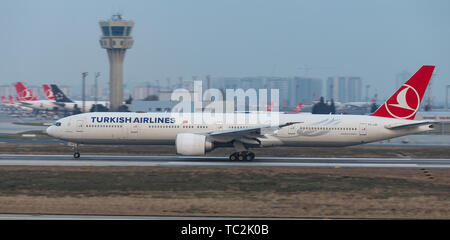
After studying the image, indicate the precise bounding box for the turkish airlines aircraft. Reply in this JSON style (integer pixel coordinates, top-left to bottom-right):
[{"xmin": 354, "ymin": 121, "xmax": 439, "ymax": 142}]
[
  {"xmin": 286, "ymin": 103, "xmax": 303, "ymax": 114},
  {"xmin": 14, "ymin": 82, "xmax": 61, "ymax": 111},
  {"xmin": 47, "ymin": 66, "xmax": 436, "ymax": 160},
  {"xmin": 3, "ymin": 93, "xmax": 33, "ymax": 112},
  {"xmin": 42, "ymin": 84, "xmax": 56, "ymax": 100},
  {"xmin": 1, "ymin": 96, "xmax": 12, "ymax": 106}
]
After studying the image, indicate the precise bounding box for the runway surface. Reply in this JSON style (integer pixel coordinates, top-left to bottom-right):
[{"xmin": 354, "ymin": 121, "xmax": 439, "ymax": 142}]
[
  {"xmin": 0, "ymin": 213, "xmax": 312, "ymax": 220},
  {"xmin": 1, "ymin": 154, "xmax": 450, "ymax": 169}
]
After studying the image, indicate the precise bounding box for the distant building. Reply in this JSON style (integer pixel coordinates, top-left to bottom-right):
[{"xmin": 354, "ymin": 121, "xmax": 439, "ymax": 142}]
[
  {"xmin": 212, "ymin": 77, "xmax": 241, "ymax": 90},
  {"xmin": 240, "ymin": 77, "xmax": 266, "ymax": 90},
  {"xmin": 130, "ymin": 100, "xmax": 178, "ymax": 112},
  {"xmin": 266, "ymin": 77, "xmax": 290, "ymax": 108},
  {"xmin": 0, "ymin": 85, "xmax": 16, "ymax": 98},
  {"xmin": 327, "ymin": 76, "xmax": 362, "ymax": 102},
  {"xmin": 290, "ymin": 77, "xmax": 323, "ymax": 105},
  {"xmin": 211, "ymin": 76, "xmax": 322, "ymax": 109},
  {"xmin": 131, "ymin": 84, "xmax": 159, "ymax": 100},
  {"xmin": 347, "ymin": 77, "xmax": 362, "ymax": 102},
  {"xmin": 86, "ymin": 84, "xmax": 108, "ymax": 100}
]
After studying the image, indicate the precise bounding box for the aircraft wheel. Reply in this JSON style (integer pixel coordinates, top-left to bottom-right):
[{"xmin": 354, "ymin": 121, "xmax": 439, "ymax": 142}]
[
  {"xmin": 238, "ymin": 152, "xmax": 246, "ymax": 161},
  {"xmin": 229, "ymin": 153, "xmax": 238, "ymax": 161},
  {"xmin": 247, "ymin": 152, "xmax": 255, "ymax": 161},
  {"xmin": 73, "ymin": 152, "xmax": 80, "ymax": 159}
]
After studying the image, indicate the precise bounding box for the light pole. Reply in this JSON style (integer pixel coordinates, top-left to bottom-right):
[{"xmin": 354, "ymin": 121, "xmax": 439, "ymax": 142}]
[
  {"xmin": 446, "ymin": 85, "xmax": 450, "ymax": 111},
  {"xmin": 82, "ymin": 72, "xmax": 88, "ymax": 112},
  {"xmin": 94, "ymin": 72, "xmax": 100, "ymax": 111}
]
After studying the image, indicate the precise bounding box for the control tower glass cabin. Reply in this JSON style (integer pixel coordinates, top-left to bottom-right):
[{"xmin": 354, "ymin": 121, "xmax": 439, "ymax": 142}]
[{"xmin": 99, "ymin": 14, "xmax": 134, "ymax": 111}]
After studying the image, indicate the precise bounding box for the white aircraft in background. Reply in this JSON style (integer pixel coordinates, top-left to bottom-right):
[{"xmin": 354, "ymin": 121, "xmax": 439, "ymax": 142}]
[
  {"xmin": 47, "ymin": 65, "xmax": 436, "ymax": 160},
  {"xmin": 14, "ymin": 82, "xmax": 63, "ymax": 111},
  {"xmin": 1, "ymin": 96, "xmax": 13, "ymax": 108},
  {"xmin": 1, "ymin": 95, "xmax": 33, "ymax": 112},
  {"xmin": 50, "ymin": 84, "xmax": 110, "ymax": 112}
]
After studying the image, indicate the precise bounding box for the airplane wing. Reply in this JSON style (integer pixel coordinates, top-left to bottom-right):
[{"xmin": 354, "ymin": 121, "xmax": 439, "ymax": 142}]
[
  {"xmin": 206, "ymin": 122, "xmax": 301, "ymax": 143},
  {"xmin": 385, "ymin": 120, "xmax": 435, "ymax": 130}
]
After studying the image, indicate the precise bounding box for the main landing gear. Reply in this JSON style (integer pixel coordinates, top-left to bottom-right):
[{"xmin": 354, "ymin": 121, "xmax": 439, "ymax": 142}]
[
  {"xmin": 229, "ymin": 151, "xmax": 255, "ymax": 161},
  {"xmin": 229, "ymin": 141, "xmax": 255, "ymax": 161}
]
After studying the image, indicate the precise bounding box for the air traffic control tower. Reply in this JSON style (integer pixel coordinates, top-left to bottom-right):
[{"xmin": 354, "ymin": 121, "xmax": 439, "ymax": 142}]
[{"xmin": 99, "ymin": 14, "xmax": 134, "ymax": 111}]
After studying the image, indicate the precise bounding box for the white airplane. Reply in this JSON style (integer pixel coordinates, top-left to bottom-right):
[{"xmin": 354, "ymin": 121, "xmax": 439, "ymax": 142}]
[
  {"xmin": 47, "ymin": 65, "xmax": 436, "ymax": 160},
  {"xmin": 5, "ymin": 95, "xmax": 33, "ymax": 112},
  {"xmin": 1, "ymin": 96, "xmax": 14, "ymax": 108},
  {"xmin": 14, "ymin": 82, "xmax": 64, "ymax": 111},
  {"xmin": 50, "ymin": 84, "xmax": 110, "ymax": 112}
]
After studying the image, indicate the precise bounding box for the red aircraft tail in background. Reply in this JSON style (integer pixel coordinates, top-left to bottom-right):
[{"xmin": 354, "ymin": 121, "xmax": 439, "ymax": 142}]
[
  {"xmin": 266, "ymin": 102, "xmax": 274, "ymax": 112},
  {"xmin": 9, "ymin": 96, "xmax": 16, "ymax": 104},
  {"xmin": 1, "ymin": 96, "xmax": 9, "ymax": 104},
  {"xmin": 14, "ymin": 82, "xmax": 39, "ymax": 101},
  {"xmin": 42, "ymin": 84, "xmax": 55, "ymax": 100},
  {"xmin": 288, "ymin": 103, "xmax": 303, "ymax": 113},
  {"xmin": 371, "ymin": 65, "xmax": 435, "ymax": 120}
]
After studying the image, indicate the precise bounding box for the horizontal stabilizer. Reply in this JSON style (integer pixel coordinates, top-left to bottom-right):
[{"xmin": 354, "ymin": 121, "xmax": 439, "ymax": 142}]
[{"xmin": 385, "ymin": 121, "xmax": 435, "ymax": 130}]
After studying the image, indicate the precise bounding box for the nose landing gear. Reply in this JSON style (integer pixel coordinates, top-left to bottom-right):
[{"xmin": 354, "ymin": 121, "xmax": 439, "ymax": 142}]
[{"xmin": 72, "ymin": 143, "xmax": 80, "ymax": 158}]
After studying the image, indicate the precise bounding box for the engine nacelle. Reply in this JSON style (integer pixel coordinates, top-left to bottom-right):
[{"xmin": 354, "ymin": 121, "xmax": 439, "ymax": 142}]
[{"xmin": 175, "ymin": 133, "xmax": 214, "ymax": 156}]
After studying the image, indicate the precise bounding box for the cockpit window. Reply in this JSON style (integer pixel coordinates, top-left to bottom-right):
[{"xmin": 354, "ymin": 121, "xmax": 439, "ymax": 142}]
[{"xmin": 54, "ymin": 122, "xmax": 61, "ymax": 126}]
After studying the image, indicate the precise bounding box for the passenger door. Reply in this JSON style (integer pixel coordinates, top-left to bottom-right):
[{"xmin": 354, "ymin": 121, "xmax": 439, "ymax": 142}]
[
  {"xmin": 76, "ymin": 120, "xmax": 84, "ymax": 132},
  {"xmin": 359, "ymin": 123, "xmax": 368, "ymax": 135},
  {"xmin": 288, "ymin": 125, "xmax": 297, "ymax": 135},
  {"xmin": 130, "ymin": 124, "xmax": 139, "ymax": 134}
]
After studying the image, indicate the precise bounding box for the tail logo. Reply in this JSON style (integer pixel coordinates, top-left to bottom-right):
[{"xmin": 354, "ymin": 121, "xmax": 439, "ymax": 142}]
[
  {"xmin": 55, "ymin": 92, "xmax": 65, "ymax": 100},
  {"xmin": 20, "ymin": 89, "xmax": 32, "ymax": 100},
  {"xmin": 45, "ymin": 88, "xmax": 54, "ymax": 99},
  {"xmin": 385, "ymin": 84, "xmax": 420, "ymax": 119}
]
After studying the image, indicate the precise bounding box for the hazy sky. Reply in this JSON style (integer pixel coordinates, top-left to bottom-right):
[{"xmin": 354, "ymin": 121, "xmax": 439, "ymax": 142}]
[{"xmin": 1, "ymin": 0, "xmax": 449, "ymax": 102}]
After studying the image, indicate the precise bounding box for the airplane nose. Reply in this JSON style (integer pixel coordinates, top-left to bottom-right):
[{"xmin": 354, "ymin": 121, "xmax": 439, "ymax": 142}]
[{"xmin": 46, "ymin": 126, "xmax": 56, "ymax": 137}]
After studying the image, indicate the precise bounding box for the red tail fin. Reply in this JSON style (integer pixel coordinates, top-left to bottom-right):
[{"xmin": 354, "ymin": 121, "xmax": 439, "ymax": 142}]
[
  {"xmin": 293, "ymin": 103, "xmax": 302, "ymax": 113},
  {"xmin": 42, "ymin": 84, "xmax": 55, "ymax": 100},
  {"xmin": 1, "ymin": 96, "xmax": 8, "ymax": 104},
  {"xmin": 266, "ymin": 102, "xmax": 274, "ymax": 112},
  {"xmin": 14, "ymin": 82, "xmax": 39, "ymax": 101},
  {"xmin": 371, "ymin": 65, "xmax": 435, "ymax": 120},
  {"xmin": 9, "ymin": 96, "xmax": 15, "ymax": 103}
]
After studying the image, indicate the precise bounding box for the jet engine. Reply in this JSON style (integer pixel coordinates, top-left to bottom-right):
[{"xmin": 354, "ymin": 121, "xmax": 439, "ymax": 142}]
[{"xmin": 175, "ymin": 133, "xmax": 214, "ymax": 155}]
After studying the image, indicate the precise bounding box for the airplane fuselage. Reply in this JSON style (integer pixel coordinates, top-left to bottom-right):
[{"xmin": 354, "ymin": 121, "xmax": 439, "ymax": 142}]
[
  {"xmin": 19, "ymin": 100, "xmax": 62, "ymax": 111},
  {"xmin": 47, "ymin": 112, "xmax": 432, "ymax": 147},
  {"xmin": 53, "ymin": 101, "xmax": 110, "ymax": 112}
]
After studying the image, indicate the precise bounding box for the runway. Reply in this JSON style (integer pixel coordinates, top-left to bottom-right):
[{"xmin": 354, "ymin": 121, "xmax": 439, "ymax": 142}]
[
  {"xmin": 1, "ymin": 154, "xmax": 450, "ymax": 169},
  {"xmin": 0, "ymin": 213, "xmax": 312, "ymax": 220}
]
